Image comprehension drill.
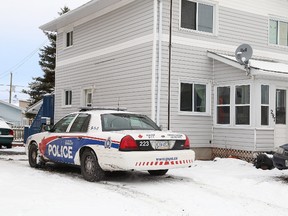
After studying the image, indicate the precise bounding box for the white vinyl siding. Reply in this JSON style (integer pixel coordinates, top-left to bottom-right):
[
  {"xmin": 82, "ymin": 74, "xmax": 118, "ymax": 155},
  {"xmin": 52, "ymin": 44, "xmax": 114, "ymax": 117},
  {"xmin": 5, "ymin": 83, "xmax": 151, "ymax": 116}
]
[
  {"xmin": 159, "ymin": 43, "xmax": 213, "ymax": 147},
  {"xmin": 55, "ymin": 42, "xmax": 153, "ymax": 121},
  {"xmin": 54, "ymin": 1, "xmax": 154, "ymax": 121},
  {"xmin": 51, "ymin": 0, "xmax": 288, "ymax": 153},
  {"xmin": 213, "ymin": 127, "xmax": 254, "ymax": 151},
  {"xmin": 57, "ymin": 1, "xmax": 154, "ymax": 62}
]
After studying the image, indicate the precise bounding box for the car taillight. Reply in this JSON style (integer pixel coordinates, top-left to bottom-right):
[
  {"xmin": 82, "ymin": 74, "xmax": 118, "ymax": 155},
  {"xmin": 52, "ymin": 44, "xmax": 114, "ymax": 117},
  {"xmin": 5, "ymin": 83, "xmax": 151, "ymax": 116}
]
[
  {"xmin": 9, "ymin": 129, "xmax": 14, "ymax": 136},
  {"xmin": 184, "ymin": 135, "xmax": 190, "ymax": 149},
  {"xmin": 119, "ymin": 135, "xmax": 138, "ymax": 151}
]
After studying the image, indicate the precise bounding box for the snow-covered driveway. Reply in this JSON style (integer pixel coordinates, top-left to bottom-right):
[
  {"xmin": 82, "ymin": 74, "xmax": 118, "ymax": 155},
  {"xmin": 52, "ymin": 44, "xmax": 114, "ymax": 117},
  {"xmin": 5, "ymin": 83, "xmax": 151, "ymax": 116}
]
[{"xmin": 1, "ymin": 147, "xmax": 288, "ymax": 216}]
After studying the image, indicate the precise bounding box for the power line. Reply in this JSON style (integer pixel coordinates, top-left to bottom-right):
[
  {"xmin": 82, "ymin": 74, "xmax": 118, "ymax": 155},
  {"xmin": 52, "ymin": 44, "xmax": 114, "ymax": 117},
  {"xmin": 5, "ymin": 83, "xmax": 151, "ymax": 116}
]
[{"xmin": 0, "ymin": 39, "xmax": 48, "ymax": 79}]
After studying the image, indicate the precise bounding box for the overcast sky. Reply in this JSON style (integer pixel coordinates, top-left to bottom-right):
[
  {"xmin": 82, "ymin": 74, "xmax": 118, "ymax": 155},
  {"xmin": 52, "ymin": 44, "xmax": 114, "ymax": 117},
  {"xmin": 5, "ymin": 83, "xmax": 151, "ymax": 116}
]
[{"xmin": 0, "ymin": 0, "xmax": 90, "ymax": 103}]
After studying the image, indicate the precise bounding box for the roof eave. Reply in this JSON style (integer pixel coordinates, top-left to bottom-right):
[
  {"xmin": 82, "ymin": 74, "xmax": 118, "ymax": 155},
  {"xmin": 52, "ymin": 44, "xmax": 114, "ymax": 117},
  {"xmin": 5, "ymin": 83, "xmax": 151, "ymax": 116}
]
[{"xmin": 39, "ymin": 0, "xmax": 135, "ymax": 32}]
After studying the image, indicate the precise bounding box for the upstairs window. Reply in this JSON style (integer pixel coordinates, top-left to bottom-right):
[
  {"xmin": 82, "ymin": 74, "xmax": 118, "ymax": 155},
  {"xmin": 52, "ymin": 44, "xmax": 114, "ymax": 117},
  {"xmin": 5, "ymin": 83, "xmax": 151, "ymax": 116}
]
[
  {"xmin": 269, "ymin": 19, "xmax": 288, "ymax": 46},
  {"xmin": 64, "ymin": 90, "xmax": 72, "ymax": 106},
  {"xmin": 66, "ymin": 31, "xmax": 73, "ymax": 47},
  {"xmin": 181, "ymin": 0, "xmax": 214, "ymax": 33}
]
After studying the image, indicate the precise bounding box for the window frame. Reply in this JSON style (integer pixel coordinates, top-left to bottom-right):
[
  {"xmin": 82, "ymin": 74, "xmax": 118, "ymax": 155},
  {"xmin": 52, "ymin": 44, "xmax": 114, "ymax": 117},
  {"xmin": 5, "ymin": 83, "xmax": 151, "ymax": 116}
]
[
  {"xmin": 65, "ymin": 30, "xmax": 74, "ymax": 48},
  {"xmin": 178, "ymin": 80, "xmax": 211, "ymax": 116},
  {"xmin": 235, "ymin": 85, "xmax": 251, "ymax": 125},
  {"xmin": 50, "ymin": 114, "xmax": 77, "ymax": 133},
  {"xmin": 269, "ymin": 17, "xmax": 288, "ymax": 47},
  {"xmin": 261, "ymin": 85, "xmax": 270, "ymax": 126},
  {"xmin": 63, "ymin": 89, "xmax": 72, "ymax": 107},
  {"xmin": 82, "ymin": 88, "xmax": 93, "ymax": 107},
  {"xmin": 69, "ymin": 113, "xmax": 91, "ymax": 133},
  {"xmin": 216, "ymin": 86, "xmax": 231, "ymax": 125},
  {"xmin": 179, "ymin": 0, "xmax": 218, "ymax": 35},
  {"xmin": 215, "ymin": 84, "xmax": 252, "ymax": 127}
]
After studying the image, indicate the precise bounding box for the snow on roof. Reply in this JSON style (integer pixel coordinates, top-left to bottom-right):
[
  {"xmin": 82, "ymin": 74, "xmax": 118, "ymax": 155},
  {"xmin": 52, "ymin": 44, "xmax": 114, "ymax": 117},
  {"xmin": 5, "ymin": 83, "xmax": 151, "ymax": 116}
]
[
  {"xmin": 25, "ymin": 99, "xmax": 43, "ymax": 114},
  {"xmin": 0, "ymin": 100, "xmax": 23, "ymax": 111},
  {"xmin": 207, "ymin": 51, "xmax": 288, "ymax": 77}
]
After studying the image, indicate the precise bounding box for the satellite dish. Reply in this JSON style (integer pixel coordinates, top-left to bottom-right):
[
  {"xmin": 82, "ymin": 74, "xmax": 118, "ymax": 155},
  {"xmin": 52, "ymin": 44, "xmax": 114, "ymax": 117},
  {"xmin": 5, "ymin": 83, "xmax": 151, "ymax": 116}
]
[{"xmin": 235, "ymin": 44, "xmax": 253, "ymax": 65}]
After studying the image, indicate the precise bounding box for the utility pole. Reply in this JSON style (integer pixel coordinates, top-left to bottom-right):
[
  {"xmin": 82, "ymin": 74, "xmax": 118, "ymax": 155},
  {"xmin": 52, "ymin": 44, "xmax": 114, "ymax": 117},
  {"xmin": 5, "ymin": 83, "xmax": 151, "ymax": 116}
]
[
  {"xmin": 9, "ymin": 72, "xmax": 13, "ymax": 104},
  {"xmin": 167, "ymin": 0, "xmax": 173, "ymax": 130}
]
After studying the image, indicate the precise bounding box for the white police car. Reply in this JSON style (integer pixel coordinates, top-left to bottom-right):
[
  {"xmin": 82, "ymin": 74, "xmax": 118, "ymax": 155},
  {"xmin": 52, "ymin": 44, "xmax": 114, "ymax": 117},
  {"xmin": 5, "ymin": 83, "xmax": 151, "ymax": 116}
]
[{"xmin": 25, "ymin": 108, "xmax": 195, "ymax": 182}]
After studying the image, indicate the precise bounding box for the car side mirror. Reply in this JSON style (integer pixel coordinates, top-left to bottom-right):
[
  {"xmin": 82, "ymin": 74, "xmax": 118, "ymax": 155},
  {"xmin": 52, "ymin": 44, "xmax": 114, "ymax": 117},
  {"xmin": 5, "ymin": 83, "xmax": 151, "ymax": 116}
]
[{"xmin": 43, "ymin": 125, "xmax": 52, "ymax": 132}]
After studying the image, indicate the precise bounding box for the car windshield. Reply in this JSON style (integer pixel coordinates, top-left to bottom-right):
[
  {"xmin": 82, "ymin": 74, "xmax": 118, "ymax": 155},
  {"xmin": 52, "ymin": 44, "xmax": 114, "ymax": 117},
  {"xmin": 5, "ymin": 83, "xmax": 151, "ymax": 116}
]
[{"xmin": 101, "ymin": 113, "xmax": 160, "ymax": 131}]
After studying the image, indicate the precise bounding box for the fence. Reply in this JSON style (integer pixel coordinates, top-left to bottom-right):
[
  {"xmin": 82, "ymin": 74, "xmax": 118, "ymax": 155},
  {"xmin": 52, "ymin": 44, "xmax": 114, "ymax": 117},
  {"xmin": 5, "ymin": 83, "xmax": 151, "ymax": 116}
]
[{"xmin": 12, "ymin": 126, "xmax": 25, "ymax": 143}]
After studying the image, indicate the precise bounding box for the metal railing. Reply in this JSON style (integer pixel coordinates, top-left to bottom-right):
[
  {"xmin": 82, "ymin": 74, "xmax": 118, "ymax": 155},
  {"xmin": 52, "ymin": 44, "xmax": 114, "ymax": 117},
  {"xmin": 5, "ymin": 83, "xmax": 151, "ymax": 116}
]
[{"xmin": 12, "ymin": 126, "xmax": 24, "ymax": 143}]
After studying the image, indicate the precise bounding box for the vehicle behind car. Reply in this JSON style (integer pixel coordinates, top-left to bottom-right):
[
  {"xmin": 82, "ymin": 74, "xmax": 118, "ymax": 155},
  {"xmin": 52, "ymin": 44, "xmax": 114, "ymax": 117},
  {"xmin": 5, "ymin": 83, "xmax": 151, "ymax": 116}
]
[
  {"xmin": 273, "ymin": 144, "xmax": 288, "ymax": 170},
  {"xmin": 0, "ymin": 118, "xmax": 14, "ymax": 149}
]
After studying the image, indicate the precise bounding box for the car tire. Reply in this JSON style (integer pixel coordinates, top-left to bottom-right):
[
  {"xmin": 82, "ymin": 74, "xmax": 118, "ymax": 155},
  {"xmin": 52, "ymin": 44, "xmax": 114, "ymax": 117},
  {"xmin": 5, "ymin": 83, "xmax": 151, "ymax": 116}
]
[
  {"xmin": 81, "ymin": 149, "xmax": 105, "ymax": 182},
  {"xmin": 6, "ymin": 143, "xmax": 12, "ymax": 149},
  {"xmin": 28, "ymin": 144, "xmax": 40, "ymax": 168},
  {"xmin": 148, "ymin": 169, "xmax": 168, "ymax": 176}
]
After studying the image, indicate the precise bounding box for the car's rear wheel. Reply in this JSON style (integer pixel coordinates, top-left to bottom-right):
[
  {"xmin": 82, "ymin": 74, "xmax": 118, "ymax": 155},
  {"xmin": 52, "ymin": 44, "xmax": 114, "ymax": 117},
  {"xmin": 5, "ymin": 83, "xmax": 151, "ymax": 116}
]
[
  {"xmin": 28, "ymin": 144, "xmax": 40, "ymax": 168},
  {"xmin": 6, "ymin": 143, "xmax": 12, "ymax": 149},
  {"xmin": 148, "ymin": 169, "xmax": 168, "ymax": 176},
  {"xmin": 81, "ymin": 149, "xmax": 105, "ymax": 182}
]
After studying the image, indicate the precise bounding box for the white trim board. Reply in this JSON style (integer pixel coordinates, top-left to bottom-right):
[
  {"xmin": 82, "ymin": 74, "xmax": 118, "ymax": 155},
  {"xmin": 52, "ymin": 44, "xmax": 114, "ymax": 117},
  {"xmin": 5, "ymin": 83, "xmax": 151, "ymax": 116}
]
[
  {"xmin": 56, "ymin": 33, "xmax": 288, "ymax": 67},
  {"xmin": 56, "ymin": 34, "xmax": 154, "ymax": 67}
]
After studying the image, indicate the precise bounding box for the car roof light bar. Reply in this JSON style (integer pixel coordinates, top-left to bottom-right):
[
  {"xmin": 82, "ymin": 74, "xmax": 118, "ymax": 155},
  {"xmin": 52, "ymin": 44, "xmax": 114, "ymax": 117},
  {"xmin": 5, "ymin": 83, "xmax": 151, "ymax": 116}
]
[{"xmin": 79, "ymin": 107, "xmax": 127, "ymax": 112}]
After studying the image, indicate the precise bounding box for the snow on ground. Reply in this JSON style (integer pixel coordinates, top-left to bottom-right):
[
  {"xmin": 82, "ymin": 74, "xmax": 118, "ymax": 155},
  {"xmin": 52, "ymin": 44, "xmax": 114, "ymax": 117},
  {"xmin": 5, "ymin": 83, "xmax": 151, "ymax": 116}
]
[{"xmin": 1, "ymin": 147, "xmax": 288, "ymax": 216}]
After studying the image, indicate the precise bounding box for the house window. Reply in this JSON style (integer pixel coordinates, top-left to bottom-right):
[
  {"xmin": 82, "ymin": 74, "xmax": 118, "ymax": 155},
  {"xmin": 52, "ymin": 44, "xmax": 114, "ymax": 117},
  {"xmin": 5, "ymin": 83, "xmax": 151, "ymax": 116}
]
[
  {"xmin": 69, "ymin": 114, "xmax": 91, "ymax": 133},
  {"xmin": 66, "ymin": 31, "xmax": 73, "ymax": 47},
  {"xmin": 51, "ymin": 114, "xmax": 76, "ymax": 133},
  {"xmin": 217, "ymin": 87, "xmax": 230, "ymax": 124},
  {"xmin": 235, "ymin": 85, "xmax": 250, "ymax": 125},
  {"xmin": 276, "ymin": 89, "xmax": 286, "ymax": 124},
  {"xmin": 261, "ymin": 85, "xmax": 269, "ymax": 126},
  {"xmin": 180, "ymin": 82, "xmax": 207, "ymax": 113},
  {"xmin": 84, "ymin": 89, "xmax": 93, "ymax": 107},
  {"xmin": 269, "ymin": 19, "xmax": 288, "ymax": 46},
  {"xmin": 181, "ymin": 0, "xmax": 214, "ymax": 33},
  {"xmin": 64, "ymin": 90, "xmax": 72, "ymax": 106}
]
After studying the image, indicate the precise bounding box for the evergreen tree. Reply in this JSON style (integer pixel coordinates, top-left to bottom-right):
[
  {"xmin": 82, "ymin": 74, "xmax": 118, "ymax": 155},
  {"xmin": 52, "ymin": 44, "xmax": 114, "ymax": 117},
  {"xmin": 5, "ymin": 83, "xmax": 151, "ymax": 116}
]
[{"xmin": 23, "ymin": 6, "xmax": 70, "ymax": 105}]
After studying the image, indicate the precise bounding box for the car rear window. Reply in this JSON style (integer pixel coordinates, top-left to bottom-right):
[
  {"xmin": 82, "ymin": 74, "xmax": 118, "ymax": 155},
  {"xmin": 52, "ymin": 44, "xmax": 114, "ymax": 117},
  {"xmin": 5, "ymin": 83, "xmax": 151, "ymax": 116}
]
[
  {"xmin": 0, "ymin": 119, "xmax": 10, "ymax": 129},
  {"xmin": 101, "ymin": 113, "xmax": 160, "ymax": 131}
]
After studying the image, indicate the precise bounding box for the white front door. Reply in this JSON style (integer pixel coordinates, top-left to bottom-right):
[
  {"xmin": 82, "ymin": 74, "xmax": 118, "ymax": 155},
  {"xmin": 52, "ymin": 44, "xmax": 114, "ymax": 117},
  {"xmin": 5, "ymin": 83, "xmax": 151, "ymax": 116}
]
[{"xmin": 274, "ymin": 88, "xmax": 288, "ymax": 148}]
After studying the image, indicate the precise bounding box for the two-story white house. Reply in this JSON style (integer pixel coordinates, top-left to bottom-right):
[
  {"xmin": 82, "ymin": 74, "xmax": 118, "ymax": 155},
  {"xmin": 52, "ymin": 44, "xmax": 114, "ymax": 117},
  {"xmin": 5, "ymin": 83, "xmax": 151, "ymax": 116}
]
[{"xmin": 40, "ymin": 0, "xmax": 288, "ymax": 160}]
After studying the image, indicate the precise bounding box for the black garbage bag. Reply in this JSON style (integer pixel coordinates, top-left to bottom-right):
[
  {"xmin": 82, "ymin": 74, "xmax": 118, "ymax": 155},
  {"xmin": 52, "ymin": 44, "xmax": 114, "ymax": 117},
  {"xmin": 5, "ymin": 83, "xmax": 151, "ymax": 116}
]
[{"xmin": 254, "ymin": 154, "xmax": 274, "ymax": 170}]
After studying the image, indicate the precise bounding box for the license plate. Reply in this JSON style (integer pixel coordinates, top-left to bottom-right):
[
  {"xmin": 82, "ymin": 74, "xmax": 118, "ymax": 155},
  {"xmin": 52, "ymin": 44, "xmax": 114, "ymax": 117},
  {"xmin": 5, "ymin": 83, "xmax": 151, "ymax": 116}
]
[{"xmin": 151, "ymin": 141, "xmax": 169, "ymax": 150}]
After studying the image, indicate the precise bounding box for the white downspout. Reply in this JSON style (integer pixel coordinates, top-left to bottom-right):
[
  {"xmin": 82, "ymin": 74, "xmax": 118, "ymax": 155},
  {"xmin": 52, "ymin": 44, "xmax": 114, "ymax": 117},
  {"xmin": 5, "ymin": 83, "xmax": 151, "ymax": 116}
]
[
  {"xmin": 156, "ymin": 0, "xmax": 163, "ymax": 125},
  {"xmin": 151, "ymin": 0, "xmax": 158, "ymax": 121}
]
